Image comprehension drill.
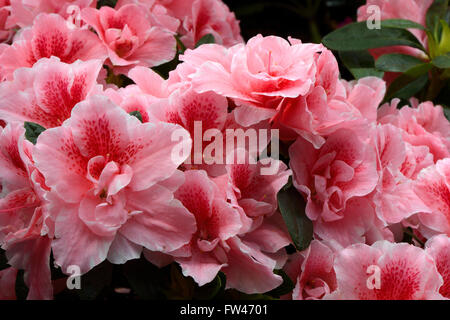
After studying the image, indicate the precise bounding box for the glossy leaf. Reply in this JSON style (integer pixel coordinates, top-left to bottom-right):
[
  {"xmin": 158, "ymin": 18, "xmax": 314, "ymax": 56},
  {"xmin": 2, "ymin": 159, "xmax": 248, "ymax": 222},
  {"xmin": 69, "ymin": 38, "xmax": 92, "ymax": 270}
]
[
  {"xmin": 340, "ymin": 51, "xmax": 384, "ymax": 79},
  {"xmin": 24, "ymin": 122, "xmax": 45, "ymax": 145},
  {"xmin": 129, "ymin": 110, "xmax": 143, "ymax": 123},
  {"xmin": 433, "ymin": 53, "xmax": 450, "ymax": 68},
  {"xmin": 375, "ymin": 53, "xmax": 424, "ymax": 72},
  {"xmin": 195, "ymin": 34, "xmax": 216, "ymax": 48},
  {"xmin": 277, "ymin": 182, "xmax": 313, "ymax": 251},
  {"xmin": 384, "ymin": 63, "xmax": 432, "ymax": 101},
  {"xmin": 323, "ymin": 20, "xmax": 426, "ymax": 52},
  {"xmin": 266, "ymin": 270, "xmax": 295, "ymax": 298}
]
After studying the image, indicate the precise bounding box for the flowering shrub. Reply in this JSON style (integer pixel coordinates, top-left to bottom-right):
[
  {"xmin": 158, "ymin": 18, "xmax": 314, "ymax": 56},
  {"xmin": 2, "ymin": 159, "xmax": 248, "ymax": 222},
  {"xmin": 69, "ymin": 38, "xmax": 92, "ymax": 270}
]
[{"xmin": 0, "ymin": 0, "xmax": 449, "ymax": 301}]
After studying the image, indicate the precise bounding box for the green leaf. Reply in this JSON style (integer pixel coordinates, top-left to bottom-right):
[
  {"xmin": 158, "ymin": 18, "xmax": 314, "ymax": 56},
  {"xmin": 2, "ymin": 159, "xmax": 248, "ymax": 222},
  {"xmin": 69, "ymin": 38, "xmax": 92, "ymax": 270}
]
[
  {"xmin": 15, "ymin": 270, "xmax": 29, "ymax": 300},
  {"xmin": 175, "ymin": 35, "xmax": 187, "ymax": 54},
  {"xmin": 323, "ymin": 21, "xmax": 426, "ymax": 52},
  {"xmin": 432, "ymin": 53, "xmax": 450, "ymax": 68},
  {"xmin": 97, "ymin": 0, "xmax": 117, "ymax": 8},
  {"xmin": 375, "ymin": 53, "xmax": 424, "ymax": 72},
  {"xmin": 444, "ymin": 107, "xmax": 450, "ymax": 120},
  {"xmin": 266, "ymin": 270, "xmax": 295, "ymax": 298},
  {"xmin": 438, "ymin": 20, "xmax": 450, "ymax": 55},
  {"xmin": 152, "ymin": 56, "xmax": 180, "ymax": 80},
  {"xmin": 277, "ymin": 182, "xmax": 313, "ymax": 251},
  {"xmin": 77, "ymin": 261, "xmax": 113, "ymax": 300},
  {"xmin": 129, "ymin": 110, "xmax": 143, "ymax": 122},
  {"xmin": 339, "ymin": 51, "xmax": 384, "ymax": 79},
  {"xmin": 195, "ymin": 34, "xmax": 215, "ymax": 48},
  {"xmin": 380, "ymin": 19, "xmax": 426, "ymax": 30},
  {"xmin": 426, "ymin": 0, "xmax": 450, "ymax": 37},
  {"xmin": 385, "ymin": 63, "xmax": 432, "ymax": 101},
  {"xmin": 24, "ymin": 122, "xmax": 45, "ymax": 144}
]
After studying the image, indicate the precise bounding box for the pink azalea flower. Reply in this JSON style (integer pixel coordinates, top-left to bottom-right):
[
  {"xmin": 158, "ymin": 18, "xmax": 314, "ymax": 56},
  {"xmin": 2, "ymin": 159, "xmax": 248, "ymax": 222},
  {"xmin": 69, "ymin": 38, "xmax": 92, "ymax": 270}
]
[
  {"xmin": 425, "ymin": 235, "xmax": 450, "ymax": 298},
  {"xmin": 284, "ymin": 240, "xmax": 337, "ymax": 300},
  {"xmin": 121, "ymin": 0, "xmax": 243, "ymax": 48},
  {"xmin": 33, "ymin": 95, "xmax": 196, "ymax": 274},
  {"xmin": 115, "ymin": 0, "xmax": 180, "ymax": 33},
  {"xmin": 146, "ymin": 170, "xmax": 290, "ymax": 293},
  {"xmin": 127, "ymin": 66, "xmax": 270, "ymax": 177},
  {"xmin": 371, "ymin": 124, "xmax": 430, "ymax": 224},
  {"xmin": 0, "ymin": 57, "xmax": 103, "ymax": 128},
  {"xmin": 313, "ymin": 198, "xmax": 393, "ymax": 250},
  {"xmin": 103, "ymin": 85, "xmax": 156, "ymax": 123},
  {"xmin": 0, "ymin": 123, "xmax": 53, "ymax": 299},
  {"xmin": 0, "ymin": 1, "xmax": 12, "ymax": 43},
  {"xmin": 379, "ymin": 99, "xmax": 450, "ymax": 162},
  {"xmin": 7, "ymin": 0, "xmax": 96, "ymax": 28},
  {"xmin": 289, "ymin": 129, "xmax": 379, "ymax": 222},
  {"xmin": 413, "ymin": 158, "xmax": 450, "ymax": 237},
  {"xmin": 187, "ymin": 35, "xmax": 323, "ymax": 126},
  {"xmin": 214, "ymin": 148, "xmax": 291, "ymax": 232},
  {"xmin": 221, "ymin": 218, "xmax": 290, "ymax": 293},
  {"xmin": 330, "ymin": 240, "xmax": 444, "ymax": 300},
  {"xmin": 275, "ymin": 76, "xmax": 385, "ymax": 147},
  {"xmin": 147, "ymin": 85, "xmax": 230, "ymax": 175},
  {"xmin": 357, "ymin": 0, "xmax": 433, "ymax": 60},
  {"xmin": 0, "ymin": 13, "xmax": 108, "ymax": 81},
  {"xmin": 170, "ymin": 0, "xmax": 243, "ymax": 48},
  {"xmin": 81, "ymin": 4, "xmax": 176, "ymax": 74},
  {"xmin": 171, "ymin": 170, "xmax": 243, "ymax": 286}
]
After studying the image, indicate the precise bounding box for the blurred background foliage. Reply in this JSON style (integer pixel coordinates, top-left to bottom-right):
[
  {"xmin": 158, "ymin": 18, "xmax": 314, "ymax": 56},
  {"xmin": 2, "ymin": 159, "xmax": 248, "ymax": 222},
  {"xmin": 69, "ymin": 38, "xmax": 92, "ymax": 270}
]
[{"xmin": 225, "ymin": 0, "xmax": 365, "ymax": 44}]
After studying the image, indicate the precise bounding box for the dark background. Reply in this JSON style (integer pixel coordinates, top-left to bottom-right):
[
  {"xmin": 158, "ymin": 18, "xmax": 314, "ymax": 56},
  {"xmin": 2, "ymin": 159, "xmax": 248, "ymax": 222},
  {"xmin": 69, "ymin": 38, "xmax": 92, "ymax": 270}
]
[{"xmin": 224, "ymin": 0, "xmax": 366, "ymax": 43}]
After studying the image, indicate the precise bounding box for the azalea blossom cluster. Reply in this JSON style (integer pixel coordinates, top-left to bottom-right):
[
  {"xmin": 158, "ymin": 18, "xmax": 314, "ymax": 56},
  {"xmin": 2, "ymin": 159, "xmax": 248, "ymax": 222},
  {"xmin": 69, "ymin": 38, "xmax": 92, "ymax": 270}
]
[{"xmin": 0, "ymin": 0, "xmax": 449, "ymax": 300}]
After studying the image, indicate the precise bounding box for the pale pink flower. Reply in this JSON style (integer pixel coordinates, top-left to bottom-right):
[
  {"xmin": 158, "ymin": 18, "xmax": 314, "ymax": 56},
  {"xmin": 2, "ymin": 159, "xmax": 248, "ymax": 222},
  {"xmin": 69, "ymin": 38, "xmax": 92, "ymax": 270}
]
[
  {"xmin": 289, "ymin": 129, "xmax": 379, "ymax": 222},
  {"xmin": 330, "ymin": 241, "xmax": 444, "ymax": 300},
  {"xmin": 413, "ymin": 159, "xmax": 450, "ymax": 237},
  {"xmin": 379, "ymin": 99, "xmax": 450, "ymax": 162},
  {"xmin": 371, "ymin": 124, "xmax": 430, "ymax": 224},
  {"xmin": 425, "ymin": 235, "xmax": 450, "ymax": 298},
  {"xmin": 0, "ymin": 13, "xmax": 107, "ymax": 81},
  {"xmin": 0, "ymin": 123, "xmax": 53, "ymax": 299},
  {"xmin": 0, "ymin": 1, "xmax": 12, "ymax": 43},
  {"xmin": 170, "ymin": 170, "xmax": 243, "ymax": 286},
  {"xmin": 115, "ymin": 0, "xmax": 180, "ymax": 33},
  {"xmin": 170, "ymin": 0, "xmax": 243, "ymax": 48},
  {"xmin": 33, "ymin": 95, "xmax": 196, "ymax": 274},
  {"xmin": 121, "ymin": 0, "xmax": 243, "ymax": 48},
  {"xmin": 221, "ymin": 216, "xmax": 290, "ymax": 293},
  {"xmin": 103, "ymin": 85, "xmax": 156, "ymax": 123},
  {"xmin": 284, "ymin": 240, "xmax": 337, "ymax": 300},
  {"xmin": 146, "ymin": 170, "xmax": 290, "ymax": 293},
  {"xmin": 81, "ymin": 4, "xmax": 176, "ymax": 74},
  {"xmin": 0, "ymin": 57, "xmax": 103, "ymax": 128},
  {"xmin": 7, "ymin": 0, "xmax": 96, "ymax": 28},
  {"xmin": 127, "ymin": 65, "xmax": 173, "ymax": 98},
  {"xmin": 214, "ymin": 148, "xmax": 291, "ymax": 233},
  {"xmin": 146, "ymin": 85, "xmax": 230, "ymax": 175},
  {"xmin": 357, "ymin": 0, "xmax": 433, "ymax": 60},
  {"xmin": 188, "ymin": 35, "xmax": 323, "ymax": 126},
  {"xmin": 275, "ymin": 76, "xmax": 385, "ymax": 147},
  {"xmin": 313, "ymin": 198, "xmax": 393, "ymax": 250}
]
